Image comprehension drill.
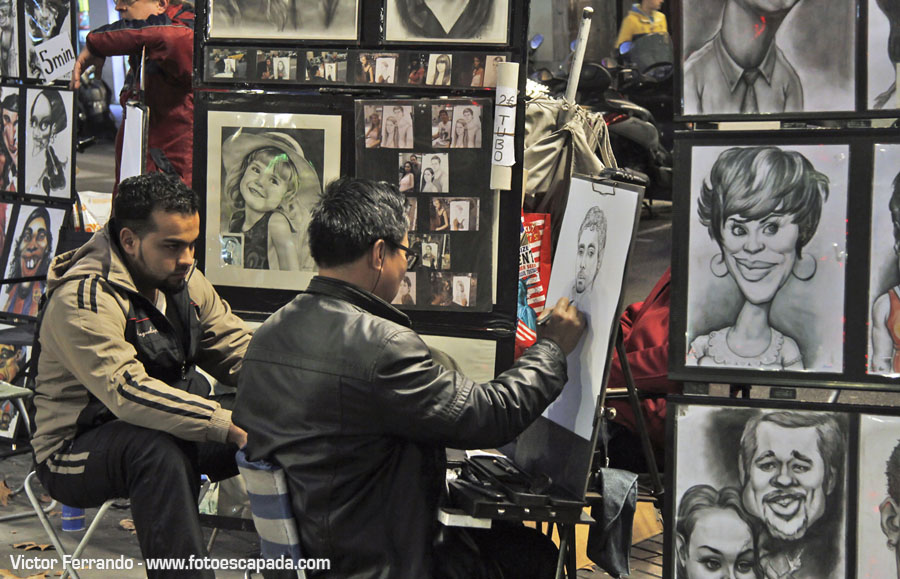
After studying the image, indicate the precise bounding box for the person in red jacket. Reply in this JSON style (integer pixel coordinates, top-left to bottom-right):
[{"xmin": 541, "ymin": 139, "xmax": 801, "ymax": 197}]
[
  {"xmin": 604, "ymin": 267, "xmax": 679, "ymax": 473},
  {"xmin": 70, "ymin": 0, "xmax": 194, "ymax": 197}
]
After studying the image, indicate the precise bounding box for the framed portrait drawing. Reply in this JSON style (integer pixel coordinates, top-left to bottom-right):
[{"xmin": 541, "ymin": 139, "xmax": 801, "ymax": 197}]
[
  {"xmin": 2, "ymin": 203, "xmax": 67, "ymax": 318},
  {"xmin": 23, "ymin": 87, "xmax": 74, "ymax": 200},
  {"xmin": 204, "ymin": 109, "xmax": 341, "ymax": 291},
  {"xmin": 207, "ymin": 0, "xmax": 359, "ymax": 41},
  {"xmin": 0, "ymin": 0, "xmax": 18, "ymax": 79},
  {"xmin": 0, "ymin": 321, "xmax": 31, "ymax": 386},
  {"xmin": 0, "ymin": 85, "xmax": 18, "ymax": 193},
  {"xmin": 858, "ymin": 414, "xmax": 900, "ymax": 578},
  {"xmin": 667, "ymin": 398, "xmax": 849, "ymax": 579},
  {"xmin": 671, "ymin": 135, "xmax": 849, "ymax": 385},
  {"xmin": 677, "ymin": 0, "xmax": 857, "ymax": 118},
  {"xmin": 24, "ymin": 0, "xmax": 76, "ymax": 83},
  {"xmin": 384, "ymin": 0, "xmax": 510, "ymax": 44},
  {"xmin": 868, "ymin": 0, "xmax": 899, "ymax": 110},
  {"xmin": 869, "ymin": 143, "xmax": 900, "ymax": 376}
]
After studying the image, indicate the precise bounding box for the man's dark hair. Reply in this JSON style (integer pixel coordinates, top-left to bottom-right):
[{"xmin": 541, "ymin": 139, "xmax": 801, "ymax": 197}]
[
  {"xmin": 1, "ymin": 94, "xmax": 17, "ymax": 114},
  {"xmin": 114, "ymin": 173, "xmax": 199, "ymax": 237},
  {"xmin": 739, "ymin": 411, "xmax": 844, "ymax": 492},
  {"xmin": 7, "ymin": 206, "xmax": 53, "ymax": 279},
  {"xmin": 887, "ymin": 440, "xmax": 900, "ymax": 503},
  {"xmin": 33, "ymin": 90, "xmax": 67, "ymax": 135},
  {"xmin": 308, "ymin": 177, "xmax": 407, "ymax": 268}
]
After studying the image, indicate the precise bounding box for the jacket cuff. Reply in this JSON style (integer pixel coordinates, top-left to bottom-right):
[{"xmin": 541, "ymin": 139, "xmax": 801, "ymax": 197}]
[
  {"xmin": 207, "ymin": 407, "xmax": 233, "ymax": 444},
  {"xmin": 533, "ymin": 338, "xmax": 567, "ymax": 366}
]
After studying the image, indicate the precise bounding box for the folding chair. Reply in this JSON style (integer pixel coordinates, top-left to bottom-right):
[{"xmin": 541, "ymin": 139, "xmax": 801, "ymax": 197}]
[
  {"xmin": 22, "ymin": 470, "xmax": 213, "ymax": 579},
  {"xmin": 22, "ymin": 471, "xmax": 111, "ymax": 579},
  {"xmin": 236, "ymin": 448, "xmax": 307, "ymax": 579},
  {"xmin": 0, "ymin": 381, "xmax": 60, "ymax": 526}
]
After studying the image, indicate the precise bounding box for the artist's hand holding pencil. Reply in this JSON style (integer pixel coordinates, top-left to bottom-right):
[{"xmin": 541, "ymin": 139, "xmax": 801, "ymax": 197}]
[{"xmin": 536, "ymin": 297, "xmax": 586, "ymax": 355}]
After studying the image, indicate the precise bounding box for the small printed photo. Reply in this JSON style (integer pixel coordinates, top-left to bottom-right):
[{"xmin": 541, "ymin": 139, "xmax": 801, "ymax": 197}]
[
  {"xmin": 305, "ymin": 51, "xmax": 348, "ymax": 82},
  {"xmin": 256, "ymin": 50, "xmax": 297, "ymax": 81},
  {"xmin": 448, "ymin": 197, "xmax": 479, "ymax": 231},
  {"xmin": 483, "ymin": 54, "xmax": 508, "ymax": 88},
  {"xmin": 450, "ymin": 105, "xmax": 483, "ymax": 149},
  {"xmin": 452, "ymin": 274, "xmax": 476, "ymax": 307},
  {"xmin": 461, "ymin": 54, "xmax": 487, "ymax": 87},
  {"xmin": 405, "ymin": 197, "xmax": 418, "ymax": 231},
  {"xmin": 381, "ymin": 105, "xmax": 414, "ymax": 149},
  {"xmin": 425, "ymin": 54, "xmax": 453, "ymax": 86},
  {"xmin": 0, "ymin": 399, "xmax": 19, "ymax": 440},
  {"xmin": 392, "ymin": 272, "xmax": 416, "ymax": 306},
  {"xmin": 405, "ymin": 53, "xmax": 428, "ymax": 85},
  {"xmin": 208, "ymin": 48, "xmax": 248, "ymax": 79},
  {"xmin": 375, "ymin": 55, "xmax": 398, "ymax": 84},
  {"xmin": 398, "ymin": 153, "xmax": 422, "ymax": 193},
  {"xmin": 417, "ymin": 233, "xmax": 449, "ymax": 270},
  {"xmin": 428, "ymin": 272, "xmax": 453, "ymax": 306},
  {"xmin": 357, "ymin": 53, "xmax": 377, "ymax": 83},
  {"xmin": 431, "ymin": 105, "xmax": 453, "ymax": 148},
  {"xmin": 363, "ymin": 105, "xmax": 383, "ymax": 149},
  {"xmin": 420, "ymin": 153, "xmax": 449, "ymax": 193},
  {"xmin": 221, "ymin": 234, "xmax": 243, "ymax": 267},
  {"xmin": 427, "ymin": 197, "xmax": 450, "ymax": 231}
]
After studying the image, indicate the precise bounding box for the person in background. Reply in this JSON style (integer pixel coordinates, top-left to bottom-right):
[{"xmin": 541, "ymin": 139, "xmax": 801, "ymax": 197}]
[
  {"xmin": 70, "ymin": 0, "xmax": 195, "ymax": 196},
  {"xmin": 616, "ymin": 0, "xmax": 667, "ymax": 49}
]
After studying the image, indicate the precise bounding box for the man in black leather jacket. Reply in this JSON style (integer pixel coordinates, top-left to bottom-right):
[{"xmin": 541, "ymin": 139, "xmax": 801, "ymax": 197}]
[{"xmin": 234, "ymin": 177, "xmax": 586, "ymax": 578}]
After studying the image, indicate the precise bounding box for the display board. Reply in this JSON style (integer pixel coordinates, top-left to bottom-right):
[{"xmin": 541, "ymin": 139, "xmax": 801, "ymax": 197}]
[
  {"xmin": 670, "ymin": 128, "xmax": 900, "ymax": 389},
  {"xmin": 665, "ymin": 396, "xmax": 900, "ymax": 579},
  {"xmin": 672, "ymin": 0, "xmax": 900, "ymax": 119},
  {"xmin": 355, "ymin": 98, "xmax": 494, "ymax": 312},
  {"xmin": 193, "ymin": 0, "xmax": 531, "ymax": 357},
  {"xmin": 202, "ymin": 47, "xmax": 512, "ymax": 89}
]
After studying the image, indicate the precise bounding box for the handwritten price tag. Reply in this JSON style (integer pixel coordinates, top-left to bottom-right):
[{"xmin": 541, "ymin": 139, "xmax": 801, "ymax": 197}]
[
  {"xmin": 36, "ymin": 33, "xmax": 75, "ymax": 82},
  {"xmin": 491, "ymin": 63, "xmax": 519, "ymax": 169}
]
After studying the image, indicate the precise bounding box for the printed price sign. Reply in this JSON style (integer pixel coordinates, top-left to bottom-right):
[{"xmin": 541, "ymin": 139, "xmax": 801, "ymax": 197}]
[{"xmin": 36, "ymin": 34, "xmax": 76, "ymax": 82}]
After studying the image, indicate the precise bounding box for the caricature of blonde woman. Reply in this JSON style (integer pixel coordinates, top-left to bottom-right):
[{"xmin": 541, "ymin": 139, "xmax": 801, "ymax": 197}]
[{"xmin": 223, "ymin": 130, "xmax": 321, "ymax": 271}]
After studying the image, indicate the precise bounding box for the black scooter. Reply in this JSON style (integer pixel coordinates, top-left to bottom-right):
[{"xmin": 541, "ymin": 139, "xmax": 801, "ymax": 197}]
[{"xmin": 76, "ymin": 65, "xmax": 117, "ymax": 152}]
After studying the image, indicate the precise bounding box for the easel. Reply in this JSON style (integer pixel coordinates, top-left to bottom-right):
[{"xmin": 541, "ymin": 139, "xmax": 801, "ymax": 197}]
[
  {"xmin": 438, "ymin": 327, "xmax": 665, "ymax": 579},
  {"xmin": 597, "ymin": 330, "xmax": 665, "ymax": 502}
]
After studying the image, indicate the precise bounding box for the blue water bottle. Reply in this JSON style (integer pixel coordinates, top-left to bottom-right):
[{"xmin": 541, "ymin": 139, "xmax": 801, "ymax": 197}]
[{"xmin": 61, "ymin": 504, "xmax": 85, "ymax": 532}]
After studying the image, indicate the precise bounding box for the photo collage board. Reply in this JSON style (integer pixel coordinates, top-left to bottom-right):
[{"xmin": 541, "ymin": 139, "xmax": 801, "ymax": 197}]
[
  {"xmin": 194, "ymin": 0, "xmax": 531, "ymax": 329},
  {"xmin": 674, "ymin": 0, "xmax": 900, "ymax": 119},
  {"xmin": 203, "ymin": 47, "xmax": 513, "ymax": 90},
  {"xmin": 355, "ymin": 99, "xmax": 493, "ymax": 312},
  {"xmin": 1, "ymin": 0, "xmax": 77, "ymax": 84},
  {"xmin": 669, "ymin": 129, "xmax": 900, "ymax": 390},
  {"xmin": 666, "ymin": 396, "xmax": 900, "ymax": 579}
]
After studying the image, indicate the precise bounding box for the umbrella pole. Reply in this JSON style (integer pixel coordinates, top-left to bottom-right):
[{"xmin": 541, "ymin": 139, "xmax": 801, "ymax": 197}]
[{"xmin": 564, "ymin": 7, "xmax": 594, "ymax": 106}]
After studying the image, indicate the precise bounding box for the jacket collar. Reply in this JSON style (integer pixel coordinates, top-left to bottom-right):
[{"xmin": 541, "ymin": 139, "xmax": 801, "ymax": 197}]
[{"xmin": 305, "ymin": 276, "xmax": 411, "ymax": 329}]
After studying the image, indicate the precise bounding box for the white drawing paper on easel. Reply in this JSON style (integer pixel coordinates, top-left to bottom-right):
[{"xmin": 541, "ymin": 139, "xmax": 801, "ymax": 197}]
[{"xmin": 541, "ymin": 177, "xmax": 641, "ymax": 440}]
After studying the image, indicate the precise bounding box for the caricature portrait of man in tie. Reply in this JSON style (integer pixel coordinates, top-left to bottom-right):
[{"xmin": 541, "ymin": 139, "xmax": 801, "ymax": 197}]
[{"xmin": 682, "ymin": 0, "xmax": 805, "ymax": 115}]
